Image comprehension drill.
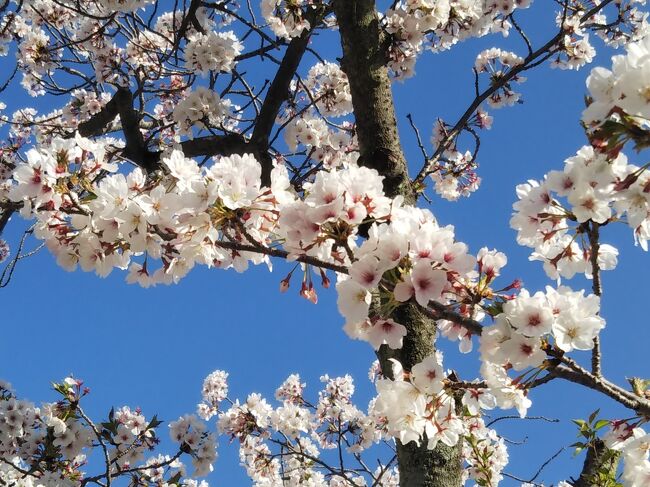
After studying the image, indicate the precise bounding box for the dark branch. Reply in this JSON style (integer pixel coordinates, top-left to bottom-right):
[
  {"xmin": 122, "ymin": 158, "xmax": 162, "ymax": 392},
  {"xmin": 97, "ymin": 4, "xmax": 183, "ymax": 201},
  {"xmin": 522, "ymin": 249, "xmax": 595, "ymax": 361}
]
[{"xmin": 251, "ymin": 24, "xmax": 316, "ymax": 185}]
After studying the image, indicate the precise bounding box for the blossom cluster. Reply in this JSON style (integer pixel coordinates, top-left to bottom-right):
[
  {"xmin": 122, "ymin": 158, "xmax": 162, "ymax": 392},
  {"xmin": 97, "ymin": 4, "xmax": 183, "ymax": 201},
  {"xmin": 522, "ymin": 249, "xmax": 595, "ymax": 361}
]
[
  {"xmin": 0, "ymin": 377, "xmax": 216, "ymax": 487},
  {"xmin": 185, "ymin": 31, "xmax": 243, "ymax": 75},
  {"xmin": 0, "ymin": 369, "xmax": 521, "ymax": 486},
  {"xmin": 373, "ymin": 355, "xmax": 509, "ymax": 484},
  {"xmin": 584, "ymin": 34, "xmax": 650, "ymax": 129},
  {"xmin": 429, "ymin": 118, "xmax": 484, "ymax": 201},
  {"xmin": 471, "ymin": 285, "xmax": 604, "ymax": 421},
  {"xmin": 126, "ymin": 30, "xmax": 172, "ymax": 70},
  {"xmin": 475, "ymin": 48, "xmax": 525, "ymax": 109},
  {"xmin": 172, "ymin": 87, "xmax": 235, "ymax": 136},
  {"xmin": 151, "ymin": 75, "xmax": 191, "ymax": 144},
  {"xmin": 208, "ymin": 366, "xmax": 514, "ymax": 486},
  {"xmin": 169, "ymin": 415, "xmax": 218, "ymax": 476},
  {"xmin": 283, "ymin": 112, "xmax": 358, "ymax": 169},
  {"xmin": 8, "ymin": 133, "xmax": 608, "ymax": 427},
  {"xmin": 511, "ymin": 143, "xmax": 650, "ymax": 279},
  {"xmin": 214, "ymin": 372, "xmax": 394, "ymax": 485},
  {"xmin": 7, "ymin": 136, "xmax": 279, "ymax": 283},
  {"xmin": 339, "ymin": 212, "xmax": 477, "ymax": 350},
  {"xmin": 549, "ymin": 9, "xmax": 597, "ymax": 70},
  {"xmin": 462, "ymin": 416, "xmax": 509, "ymax": 486},
  {"xmin": 3, "ymin": 131, "xmax": 409, "ymax": 297},
  {"xmin": 382, "ymin": 0, "xmax": 533, "ymax": 79},
  {"xmin": 303, "ymin": 62, "xmax": 353, "ymax": 118},
  {"xmin": 2, "ymin": 1, "xmax": 650, "ymax": 485},
  {"xmin": 482, "ymin": 285, "xmax": 604, "ymax": 364},
  {"xmin": 261, "ymin": 0, "xmax": 322, "ymax": 39},
  {"xmin": 197, "ymin": 370, "xmax": 229, "ymax": 421},
  {"xmin": 1, "ymin": 0, "xmax": 244, "ymax": 141},
  {"xmin": 551, "ymin": 1, "xmax": 649, "ymax": 70},
  {"xmin": 61, "ymin": 90, "xmax": 110, "ymax": 128}
]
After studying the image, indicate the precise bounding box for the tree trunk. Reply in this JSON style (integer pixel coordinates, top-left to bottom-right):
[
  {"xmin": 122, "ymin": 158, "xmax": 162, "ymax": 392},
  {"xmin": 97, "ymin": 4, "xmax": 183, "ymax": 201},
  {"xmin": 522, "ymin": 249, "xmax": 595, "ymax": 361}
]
[
  {"xmin": 332, "ymin": 0, "xmax": 415, "ymax": 205},
  {"xmin": 332, "ymin": 1, "xmax": 463, "ymax": 486}
]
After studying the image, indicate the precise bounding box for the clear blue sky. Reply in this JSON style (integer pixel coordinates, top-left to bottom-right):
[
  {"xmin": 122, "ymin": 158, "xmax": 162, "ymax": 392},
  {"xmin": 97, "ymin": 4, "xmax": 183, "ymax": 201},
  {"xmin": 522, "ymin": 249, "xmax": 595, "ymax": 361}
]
[{"xmin": 1, "ymin": 3, "xmax": 649, "ymax": 486}]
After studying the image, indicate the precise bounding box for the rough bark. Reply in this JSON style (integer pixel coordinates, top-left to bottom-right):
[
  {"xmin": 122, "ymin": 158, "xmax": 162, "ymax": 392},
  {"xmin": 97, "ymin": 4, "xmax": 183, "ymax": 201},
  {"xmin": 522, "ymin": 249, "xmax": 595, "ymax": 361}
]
[
  {"xmin": 396, "ymin": 440, "xmax": 464, "ymax": 487},
  {"xmin": 333, "ymin": 1, "xmax": 463, "ymax": 486},
  {"xmin": 333, "ymin": 0, "xmax": 415, "ymax": 204}
]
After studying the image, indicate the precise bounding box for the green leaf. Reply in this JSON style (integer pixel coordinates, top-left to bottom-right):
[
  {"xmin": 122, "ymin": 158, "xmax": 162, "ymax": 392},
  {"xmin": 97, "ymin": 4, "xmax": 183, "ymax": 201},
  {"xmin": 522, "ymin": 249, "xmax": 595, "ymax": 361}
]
[
  {"xmin": 595, "ymin": 419, "xmax": 610, "ymax": 431},
  {"xmin": 627, "ymin": 377, "xmax": 650, "ymax": 397}
]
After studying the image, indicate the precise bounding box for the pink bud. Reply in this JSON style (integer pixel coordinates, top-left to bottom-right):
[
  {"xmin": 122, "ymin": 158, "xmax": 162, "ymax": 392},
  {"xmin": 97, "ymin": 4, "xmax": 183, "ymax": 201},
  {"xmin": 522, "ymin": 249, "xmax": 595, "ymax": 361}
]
[
  {"xmin": 508, "ymin": 279, "xmax": 522, "ymax": 290},
  {"xmin": 320, "ymin": 269, "xmax": 330, "ymax": 288},
  {"xmin": 280, "ymin": 278, "xmax": 290, "ymax": 293},
  {"xmin": 299, "ymin": 281, "xmax": 308, "ymax": 299},
  {"xmin": 307, "ymin": 284, "xmax": 318, "ymax": 304}
]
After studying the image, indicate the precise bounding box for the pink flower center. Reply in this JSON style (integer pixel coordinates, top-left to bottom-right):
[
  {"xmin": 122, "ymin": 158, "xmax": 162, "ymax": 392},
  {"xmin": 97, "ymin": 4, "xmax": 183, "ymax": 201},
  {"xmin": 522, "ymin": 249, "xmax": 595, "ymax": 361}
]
[{"xmin": 528, "ymin": 314, "xmax": 541, "ymax": 327}]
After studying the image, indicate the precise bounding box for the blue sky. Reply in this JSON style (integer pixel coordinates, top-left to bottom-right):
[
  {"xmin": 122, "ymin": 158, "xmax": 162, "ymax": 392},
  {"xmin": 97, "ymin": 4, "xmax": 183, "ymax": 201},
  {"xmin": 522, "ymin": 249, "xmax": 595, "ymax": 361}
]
[{"xmin": 2, "ymin": 3, "xmax": 650, "ymax": 486}]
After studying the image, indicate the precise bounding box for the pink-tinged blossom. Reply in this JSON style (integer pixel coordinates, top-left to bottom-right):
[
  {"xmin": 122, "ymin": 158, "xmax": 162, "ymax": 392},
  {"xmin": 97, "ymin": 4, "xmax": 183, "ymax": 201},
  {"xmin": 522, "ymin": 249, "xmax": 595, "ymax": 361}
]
[
  {"xmin": 500, "ymin": 334, "xmax": 545, "ymax": 371},
  {"xmin": 365, "ymin": 319, "xmax": 408, "ymax": 351},
  {"xmin": 503, "ymin": 290, "xmax": 554, "ymax": 337},
  {"xmin": 337, "ymin": 279, "xmax": 371, "ymax": 324},
  {"xmin": 462, "ymin": 388, "xmax": 497, "ymax": 415},
  {"xmin": 349, "ymin": 255, "xmax": 388, "ymax": 289},
  {"xmin": 410, "ymin": 354, "xmax": 445, "ymax": 395},
  {"xmin": 395, "ymin": 260, "xmax": 447, "ymax": 307}
]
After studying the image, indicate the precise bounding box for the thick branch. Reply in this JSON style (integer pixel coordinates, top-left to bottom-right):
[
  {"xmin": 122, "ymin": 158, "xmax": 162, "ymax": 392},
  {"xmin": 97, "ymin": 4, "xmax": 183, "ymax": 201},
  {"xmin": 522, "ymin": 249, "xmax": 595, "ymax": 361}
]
[
  {"xmin": 547, "ymin": 364, "xmax": 650, "ymax": 417},
  {"xmin": 251, "ymin": 32, "xmax": 312, "ymax": 147},
  {"xmin": 179, "ymin": 133, "xmax": 252, "ymax": 159},
  {"xmin": 77, "ymin": 88, "xmax": 158, "ymax": 171},
  {"xmin": 251, "ymin": 27, "xmax": 314, "ymax": 185},
  {"xmin": 170, "ymin": 0, "xmax": 204, "ymax": 54},
  {"xmin": 77, "ymin": 93, "xmax": 121, "ymax": 138},
  {"xmin": 77, "ymin": 94, "xmax": 261, "ymax": 170},
  {"xmin": 113, "ymin": 88, "xmax": 154, "ymax": 171}
]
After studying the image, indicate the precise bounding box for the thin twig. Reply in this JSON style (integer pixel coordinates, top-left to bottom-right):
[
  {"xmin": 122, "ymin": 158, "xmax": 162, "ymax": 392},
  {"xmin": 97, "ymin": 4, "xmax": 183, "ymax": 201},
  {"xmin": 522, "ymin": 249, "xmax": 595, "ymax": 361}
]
[{"xmin": 587, "ymin": 221, "xmax": 603, "ymax": 377}]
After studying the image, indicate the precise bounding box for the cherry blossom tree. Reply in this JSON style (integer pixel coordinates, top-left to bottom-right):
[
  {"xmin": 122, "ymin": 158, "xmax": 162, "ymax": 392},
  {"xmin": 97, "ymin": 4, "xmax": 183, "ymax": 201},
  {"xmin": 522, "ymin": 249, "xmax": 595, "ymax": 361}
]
[{"xmin": 1, "ymin": 0, "xmax": 650, "ymax": 486}]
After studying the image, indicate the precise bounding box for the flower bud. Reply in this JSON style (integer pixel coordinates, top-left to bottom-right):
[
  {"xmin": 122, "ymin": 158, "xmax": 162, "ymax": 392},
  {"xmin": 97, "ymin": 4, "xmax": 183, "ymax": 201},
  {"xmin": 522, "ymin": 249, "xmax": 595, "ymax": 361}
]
[{"xmin": 280, "ymin": 278, "xmax": 290, "ymax": 293}]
